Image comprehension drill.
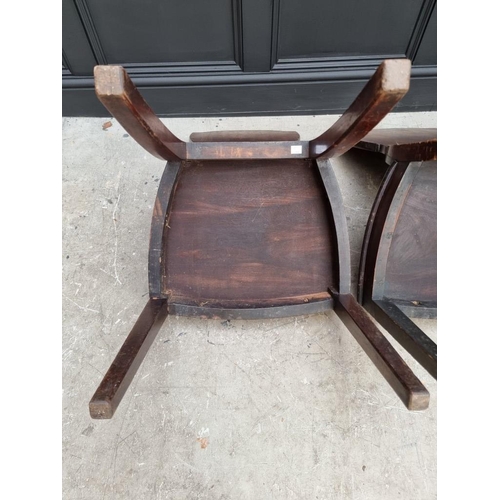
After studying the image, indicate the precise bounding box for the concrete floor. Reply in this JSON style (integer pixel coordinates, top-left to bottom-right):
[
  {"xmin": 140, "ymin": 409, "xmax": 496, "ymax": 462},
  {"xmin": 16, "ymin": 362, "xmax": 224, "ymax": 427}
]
[{"xmin": 62, "ymin": 112, "xmax": 437, "ymax": 500}]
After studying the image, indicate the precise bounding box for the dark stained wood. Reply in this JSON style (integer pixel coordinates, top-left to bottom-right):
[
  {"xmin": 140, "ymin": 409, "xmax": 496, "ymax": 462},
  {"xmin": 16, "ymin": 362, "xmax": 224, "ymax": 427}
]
[
  {"xmin": 372, "ymin": 299, "xmax": 437, "ymax": 378},
  {"xmin": 89, "ymin": 299, "xmax": 168, "ymax": 419},
  {"xmin": 316, "ymin": 159, "xmax": 351, "ymax": 294},
  {"xmin": 168, "ymin": 296, "xmax": 333, "ymax": 320},
  {"xmin": 332, "ymin": 291, "xmax": 429, "ymax": 411},
  {"xmin": 358, "ymin": 161, "xmax": 410, "ymax": 305},
  {"xmin": 185, "ymin": 141, "xmax": 309, "ymax": 160},
  {"xmin": 162, "ymin": 159, "xmax": 336, "ymax": 308},
  {"xmin": 190, "ymin": 130, "xmax": 300, "ymax": 142},
  {"xmin": 376, "ymin": 162, "xmax": 437, "ymax": 304},
  {"xmin": 310, "ymin": 59, "xmax": 411, "ymax": 160},
  {"xmin": 356, "ymin": 128, "xmax": 437, "ymax": 162},
  {"xmin": 89, "ymin": 60, "xmax": 435, "ymax": 418},
  {"xmin": 148, "ymin": 161, "xmax": 181, "ymax": 298},
  {"xmin": 93, "ymin": 61, "xmax": 413, "ymax": 163},
  {"xmin": 94, "ymin": 65, "xmax": 186, "ymax": 161},
  {"xmin": 357, "ymin": 147, "xmax": 437, "ymax": 379},
  {"xmin": 389, "ymin": 298, "xmax": 437, "ymax": 320}
]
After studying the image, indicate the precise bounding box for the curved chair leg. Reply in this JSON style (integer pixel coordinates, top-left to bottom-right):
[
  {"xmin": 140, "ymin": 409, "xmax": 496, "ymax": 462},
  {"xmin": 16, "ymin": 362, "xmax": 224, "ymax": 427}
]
[
  {"xmin": 94, "ymin": 66, "xmax": 186, "ymax": 161},
  {"xmin": 310, "ymin": 59, "xmax": 411, "ymax": 160},
  {"xmin": 331, "ymin": 291, "xmax": 429, "ymax": 411},
  {"xmin": 89, "ymin": 299, "xmax": 169, "ymax": 419}
]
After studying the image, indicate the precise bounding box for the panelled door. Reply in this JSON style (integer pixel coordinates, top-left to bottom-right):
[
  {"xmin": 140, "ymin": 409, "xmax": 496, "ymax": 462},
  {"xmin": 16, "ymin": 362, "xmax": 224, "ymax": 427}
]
[{"xmin": 63, "ymin": 0, "xmax": 436, "ymax": 116}]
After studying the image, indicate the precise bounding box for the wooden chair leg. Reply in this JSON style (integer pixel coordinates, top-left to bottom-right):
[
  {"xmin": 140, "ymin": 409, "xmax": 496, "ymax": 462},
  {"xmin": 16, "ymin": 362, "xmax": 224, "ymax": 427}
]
[
  {"xmin": 89, "ymin": 298, "xmax": 169, "ymax": 419},
  {"xmin": 310, "ymin": 59, "xmax": 411, "ymax": 160},
  {"xmin": 94, "ymin": 66, "xmax": 186, "ymax": 161},
  {"xmin": 331, "ymin": 292, "xmax": 429, "ymax": 411},
  {"xmin": 371, "ymin": 299, "xmax": 437, "ymax": 379}
]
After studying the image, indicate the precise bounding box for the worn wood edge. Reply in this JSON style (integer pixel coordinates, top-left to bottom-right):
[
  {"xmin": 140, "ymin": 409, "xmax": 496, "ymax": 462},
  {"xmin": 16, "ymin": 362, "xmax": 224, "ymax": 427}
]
[
  {"xmin": 185, "ymin": 141, "xmax": 310, "ymax": 160},
  {"xmin": 166, "ymin": 291, "xmax": 330, "ymax": 307},
  {"xmin": 377, "ymin": 59, "xmax": 411, "ymax": 94},
  {"xmin": 310, "ymin": 59, "xmax": 411, "ymax": 159},
  {"xmin": 89, "ymin": 299, "xmax": 168, "ymax": 419},
  {"xmin": 316, "ymin": 159, "xmax": 351, "ymax": 294},
  {"xmin": 148, "ymin": 161, "xmax": 182, "ymax": 298},
  {"xmin": 88, "ymin": 400, "xmax": 114, "ymax": 420},
  {"xmin": 356, "ymin": 128, "xmax": 437, "ymax": 162},
  {"xmin": 386, "ymin": 141, "xmax": 437, "ymax": 162},
  {"xmin": 331, "ymin": 290, "xmax": 429, "ymax": 411},
  {"xmin": 94, "ymin": 65, "xmax": 186, "ymax": 161},
  {"xmin": 168, "ymin": 297, "xmax": 333, "ymax": 320},
  {"xmin": 370, "ymin": 299, "xmax": 437, "ymax": 379},
  {"xmin": 190, "ymin": 130, "xmax": 301, "ymax": 142}
]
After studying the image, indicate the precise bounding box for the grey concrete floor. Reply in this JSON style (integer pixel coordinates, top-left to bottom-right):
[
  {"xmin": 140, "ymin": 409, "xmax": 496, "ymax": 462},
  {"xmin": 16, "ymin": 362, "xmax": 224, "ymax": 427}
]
[{"xmin": 63, "ymin": 112, "xmax": 437, "ymax": 500}]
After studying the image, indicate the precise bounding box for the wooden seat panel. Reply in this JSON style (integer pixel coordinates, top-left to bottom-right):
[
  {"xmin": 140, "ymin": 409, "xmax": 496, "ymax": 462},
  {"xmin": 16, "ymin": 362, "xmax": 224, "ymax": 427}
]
[
  {"xmin": 162, "ymin": 159, "xmax": 336, "ymax": 307},
  {"xmin": 383, "ymin": 161, "xmax": 437, "ymax": 304}
]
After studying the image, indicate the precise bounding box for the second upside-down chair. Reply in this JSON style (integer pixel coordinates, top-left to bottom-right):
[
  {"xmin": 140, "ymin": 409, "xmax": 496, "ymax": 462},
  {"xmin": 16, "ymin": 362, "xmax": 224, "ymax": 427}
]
[
  {"xmin": 355, "ymin": 128, "xmax": 437, "ymax": 378},
  {"xmin": 88, "ymin": 59, "xmax": 434, "ymax": 419}
]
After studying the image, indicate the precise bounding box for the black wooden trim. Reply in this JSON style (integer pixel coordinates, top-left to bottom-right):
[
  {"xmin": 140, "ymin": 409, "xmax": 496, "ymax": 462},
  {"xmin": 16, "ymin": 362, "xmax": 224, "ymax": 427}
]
[
  {"xmin": 118, "ymin": 61, "xmax": 244, "ymax": 76},
  {"xmin": 406, "ymin": 0, "xmax": 437, "ymax": 61},
  {"xmin": 270, "ymin": 0, "xmax": 281, "ymax": 69},
  {"xmin": 62, "ymin": 64, "xmax": 436, "ymax": 88},
  {"xmin": 62, "ymin": 50, "xmax": 72, "ymax": 75},
  {"xmin": 63, "ymin": 74, "xmax": 436, "ymax": 116},
  {"xmin": 74, "ymin": 0, "xmax": 107, "ymax": 65},
  {"xmin": 62, "ymin": 0, "xmax": 97, "ymax": 75},
  {"xmin": 168, "ymin": 298, "xmax": 334, "ymax": 320},
  {"xmin": 274, "ymin": 54, "xmax": 407, "ymax": 71},
  {"xmin": 148, "ymin": 162, "xmax": 182, "ymax": 298},
  {"xmin": 232, "ymin": 0, "xmax": 244, "ymax": 69},
  {"xmin": 241, "ymin": 0, "xmax": 274, "ymax": 72}
]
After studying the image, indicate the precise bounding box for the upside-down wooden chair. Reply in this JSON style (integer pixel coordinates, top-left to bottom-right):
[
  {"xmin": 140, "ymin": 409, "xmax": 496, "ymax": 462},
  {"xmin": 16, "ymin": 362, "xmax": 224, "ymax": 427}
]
[
  {"xmin": 355, "ymin": 129, "xmax": 437, "ymax": 378},
  {"xmin": 89, "ymin": 59, "xmax": 432, "ymax": 419}
]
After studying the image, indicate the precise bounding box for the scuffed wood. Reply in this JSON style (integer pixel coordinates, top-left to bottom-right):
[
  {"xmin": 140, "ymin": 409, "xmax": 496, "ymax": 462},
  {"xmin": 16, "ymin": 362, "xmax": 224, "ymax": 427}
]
[
  {"xmin": 89, "ymin": 299, "xmax": 168, "ymax": 419},
  {"xmin": 94, "ymin": 65, "xmax": 186, "ymax": 161},
  {"xmin": 332, "ymin": 291, "xmax": 429, "ymax": 411},
  {"xmin": 190, "ymin": 130, "xmax": 300, "ymax": 142},
  {"xmin": 310, "ymin": 59, "xmax": 411, "ymax": 159},
  {"xmin": 356, "ymin": 128, "xmax": 437, "ymax": 162}
]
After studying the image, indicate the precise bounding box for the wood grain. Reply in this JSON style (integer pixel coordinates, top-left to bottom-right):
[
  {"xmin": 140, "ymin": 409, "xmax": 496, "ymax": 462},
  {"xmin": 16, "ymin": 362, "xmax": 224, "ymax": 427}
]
[
  {"xmin": 380, "ymin": 162, "xmax": 437, "ymax": 304},
  {"xmin": 89, "ymin": 299, "xmax": 168, "ymax": 419},
  {"xmin": 185, "ymin": 141, "xmax": 309, "ymax": 160},
  {"xmin": 310, "ymin": 59, "xmax": 411, "ymax": 159},
  {"xmin": 94, "ymin": 65, "xmax": 186, "ymax": 161},
  {"xmin": 190, "ymin": 130, "xmax": 300, "ymax": 142},
  {"xmin": 162, "ymin": 159, "xmax": 336, "ymax": 308},
  {"xmin": 356, "ymin": 128, "xmax": 437, "ymax": 162},
  {"xmin": 357, "ymin": 152, "xmax": 437, "ymax": 379}
]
